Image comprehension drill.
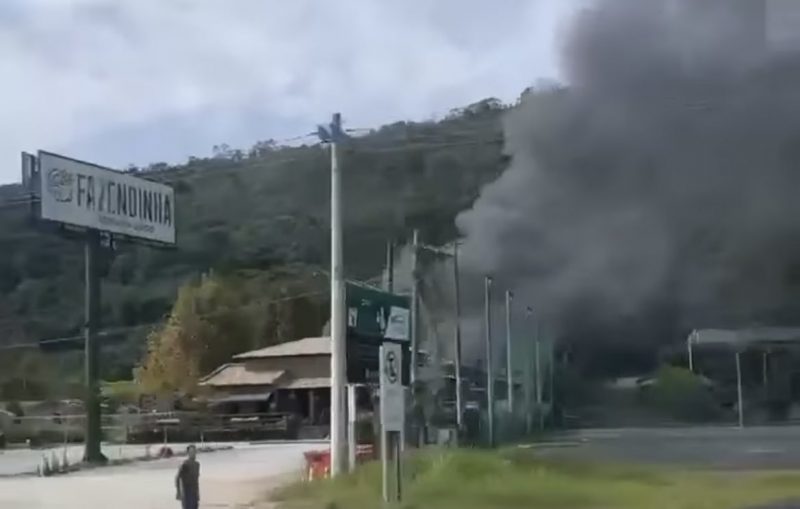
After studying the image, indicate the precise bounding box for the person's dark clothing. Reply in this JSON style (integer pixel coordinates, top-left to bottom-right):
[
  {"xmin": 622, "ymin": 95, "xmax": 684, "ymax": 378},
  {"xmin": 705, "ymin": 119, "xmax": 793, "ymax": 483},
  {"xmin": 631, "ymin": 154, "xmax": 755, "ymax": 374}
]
[
  {"xmin": 181, "ymin": 497, "xmax": 198, "ymax": 509},
  {"xmin": 176, "ymin": 458, "xmax": 200, "ymax": 509}
]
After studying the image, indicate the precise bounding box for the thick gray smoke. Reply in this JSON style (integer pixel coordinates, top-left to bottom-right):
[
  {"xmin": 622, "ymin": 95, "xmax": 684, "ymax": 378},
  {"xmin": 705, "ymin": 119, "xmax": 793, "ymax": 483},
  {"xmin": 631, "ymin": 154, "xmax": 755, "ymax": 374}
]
[{"xmin": 457, "ymin": 0, "xmax": 800, "ymax": 356}]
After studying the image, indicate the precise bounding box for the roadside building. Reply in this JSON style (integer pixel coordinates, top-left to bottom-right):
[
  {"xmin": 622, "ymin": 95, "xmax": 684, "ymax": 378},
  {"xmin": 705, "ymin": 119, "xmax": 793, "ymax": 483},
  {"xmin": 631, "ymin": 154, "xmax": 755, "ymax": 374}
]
[{"xmin": 200, "ymin": 336, "xmax": 331, "ymax": 426}]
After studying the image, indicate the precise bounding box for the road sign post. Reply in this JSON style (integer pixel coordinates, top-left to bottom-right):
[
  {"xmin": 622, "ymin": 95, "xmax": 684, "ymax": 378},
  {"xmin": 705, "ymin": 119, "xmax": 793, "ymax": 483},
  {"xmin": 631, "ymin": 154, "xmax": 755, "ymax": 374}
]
[
  {"xmin": 347, "ymin": 384, "xmax": 357, "ymax": 472},
  {"xmin": 380, "ymin": 342, "xmax": 404, "ymax": 502}
]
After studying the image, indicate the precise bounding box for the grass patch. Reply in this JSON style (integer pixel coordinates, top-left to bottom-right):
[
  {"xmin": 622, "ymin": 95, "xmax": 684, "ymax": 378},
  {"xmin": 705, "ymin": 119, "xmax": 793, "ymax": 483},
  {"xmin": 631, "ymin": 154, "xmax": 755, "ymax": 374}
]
[{"xmin": 273, "ymin": 448, "xmax": 800, "ymax": 509}]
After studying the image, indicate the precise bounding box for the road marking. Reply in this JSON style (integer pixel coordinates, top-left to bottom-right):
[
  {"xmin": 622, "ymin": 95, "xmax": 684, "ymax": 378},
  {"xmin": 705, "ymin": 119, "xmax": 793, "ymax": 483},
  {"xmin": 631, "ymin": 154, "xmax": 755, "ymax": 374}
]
[{"xmin": 746, "ymin": 448, "xmax": 781, "ymax": 455}]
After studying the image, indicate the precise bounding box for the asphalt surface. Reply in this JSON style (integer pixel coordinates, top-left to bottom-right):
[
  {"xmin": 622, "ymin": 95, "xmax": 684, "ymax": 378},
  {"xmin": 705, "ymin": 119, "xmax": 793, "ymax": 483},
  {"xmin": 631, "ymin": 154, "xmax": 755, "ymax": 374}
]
[
  {"xmin": 0, "ymin": 442, "xmax": 320, "ymax": 508},
  {"xmin": 9, "ymin": 427, "xmax": 800, "ymax": 508},
  {"xmin": 532, "ymin": 426, "xmax": 800, "ymax": 509},
  {"xmin": 538, "ymin": 426, "xmax": 800, "ymax": 470}
]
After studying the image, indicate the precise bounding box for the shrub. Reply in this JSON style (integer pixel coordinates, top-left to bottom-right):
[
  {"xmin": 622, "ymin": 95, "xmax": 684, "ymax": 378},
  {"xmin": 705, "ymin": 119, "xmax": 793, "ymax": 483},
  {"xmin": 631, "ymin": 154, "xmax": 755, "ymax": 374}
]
[{"xmin": 645, "ymin": 366, "xmax": 719, "ymax": 422}]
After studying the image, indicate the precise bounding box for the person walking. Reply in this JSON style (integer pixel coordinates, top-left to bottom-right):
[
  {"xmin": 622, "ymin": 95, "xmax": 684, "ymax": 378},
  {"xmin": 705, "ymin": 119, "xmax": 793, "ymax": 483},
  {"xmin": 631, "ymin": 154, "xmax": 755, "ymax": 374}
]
[{"xmin": 175, "ymin": 444, "xmax": 200, "ymax": 509}]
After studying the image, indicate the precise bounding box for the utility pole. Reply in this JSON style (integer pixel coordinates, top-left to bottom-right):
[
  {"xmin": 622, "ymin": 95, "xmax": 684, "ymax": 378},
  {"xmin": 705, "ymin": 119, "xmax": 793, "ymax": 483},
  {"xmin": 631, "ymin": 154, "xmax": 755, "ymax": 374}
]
[
  {"xmin": 410, "ymin": 229, "xmax": 420, "ymax": 387},
  {"xmin": 535, "ymin": 318, "xmax": 544, "ymax": 431},
  {"xmin": 386, "ymin": 240, "xmax": 395, "ymax": 292},
  {"xmin": 453, "ymin": 243, "xmax": 464, "ymax": 432},
  {"xmin": 381, "ymin": 240, "xmax": 393, "ymax": 499},
  {"xmin": 523, "ymin": 306, "xmax": 534, "ymax": 434},
  {"xmin": 505, "ymin": 290, "xmax": 514, "ymax": 414},
  {"xmin": 736, "ymin": 351, "xmax": 744, "ymax": 429},
  {"xmin": 83, "ymin": 230, "xmax": 105, "ymax": 463},
  {"xmin": 327, "ymin": 112, "xmax": 347, "ymax": 476},
  {"xmin": 484, "ymin": 276, "xmax": 495, "ymax": 447}
]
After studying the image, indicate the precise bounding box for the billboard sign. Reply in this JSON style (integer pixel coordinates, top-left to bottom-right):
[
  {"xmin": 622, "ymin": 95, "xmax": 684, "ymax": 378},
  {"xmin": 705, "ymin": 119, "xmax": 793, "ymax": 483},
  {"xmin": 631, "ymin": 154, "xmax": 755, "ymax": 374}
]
[{"xmin": 37, "ymin": 151, "xmax": 175, "ymax": 245}]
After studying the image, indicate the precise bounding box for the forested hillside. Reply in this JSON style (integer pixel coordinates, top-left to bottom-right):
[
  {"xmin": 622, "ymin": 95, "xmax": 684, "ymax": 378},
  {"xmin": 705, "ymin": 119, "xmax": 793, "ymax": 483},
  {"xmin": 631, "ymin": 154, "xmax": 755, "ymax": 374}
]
[{"xmin": 0, "ymin": 98, "xmax": 509, "ymax": 398}]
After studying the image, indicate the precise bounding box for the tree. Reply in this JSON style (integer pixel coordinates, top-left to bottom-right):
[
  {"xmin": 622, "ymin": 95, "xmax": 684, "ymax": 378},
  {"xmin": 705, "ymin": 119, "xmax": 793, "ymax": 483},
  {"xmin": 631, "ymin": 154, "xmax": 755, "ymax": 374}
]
[
  {"xmin": 133, "ymin": 267, "xmax": 326, "ymax": 394},
  {"xmin": 0, "ymin": 350, "xmax": 58, "ymax": 400},
  {"xmin": 134, "ymin": 273, "xmax": 251, "ymax": 394}
]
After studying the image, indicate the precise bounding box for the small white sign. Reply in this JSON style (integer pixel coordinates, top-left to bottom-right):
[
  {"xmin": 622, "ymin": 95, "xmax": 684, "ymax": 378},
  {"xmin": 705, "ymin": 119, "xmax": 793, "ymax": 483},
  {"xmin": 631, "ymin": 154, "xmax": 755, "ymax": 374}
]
[
  {"xmin": 383, "ymin": 306, "xmax": 410, "ymax": 341},
  {"xmin": 380, "ymin": 343, "xmax": 404, "ymax": 432},
  {"xmin": 37, "ymin": 151, "xmax": 176, "ymax": 245}
]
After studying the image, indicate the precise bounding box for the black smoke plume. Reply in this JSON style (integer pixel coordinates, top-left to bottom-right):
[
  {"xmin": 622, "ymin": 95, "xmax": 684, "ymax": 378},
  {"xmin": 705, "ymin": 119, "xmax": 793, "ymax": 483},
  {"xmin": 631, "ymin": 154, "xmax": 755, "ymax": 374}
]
[{"xmin": 456, "ymin": 0, "xmax": 800, "ymax": 370}]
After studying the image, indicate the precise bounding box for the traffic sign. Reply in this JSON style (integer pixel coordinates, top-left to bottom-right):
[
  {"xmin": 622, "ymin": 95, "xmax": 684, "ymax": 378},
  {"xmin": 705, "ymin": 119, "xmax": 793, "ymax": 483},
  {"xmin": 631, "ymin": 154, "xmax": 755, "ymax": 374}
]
[
  {"xmin": 346, "ymin": 283, "xmax": 410, "ymax": 341},
  {"xmin": 380, "ymin": 342, "xmax": 404, "ymax": 432},
  {"xmin": 346, "ymin": 283, "xmax": 410, "ymax": 384}
]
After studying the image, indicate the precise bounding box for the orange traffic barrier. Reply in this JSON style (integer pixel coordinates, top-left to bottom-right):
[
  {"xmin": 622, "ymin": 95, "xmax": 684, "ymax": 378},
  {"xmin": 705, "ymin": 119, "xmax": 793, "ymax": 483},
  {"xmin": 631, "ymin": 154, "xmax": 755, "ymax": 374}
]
[{"xmin": 303, "ymin": 444, "xmax": 375, "ymax": 481}]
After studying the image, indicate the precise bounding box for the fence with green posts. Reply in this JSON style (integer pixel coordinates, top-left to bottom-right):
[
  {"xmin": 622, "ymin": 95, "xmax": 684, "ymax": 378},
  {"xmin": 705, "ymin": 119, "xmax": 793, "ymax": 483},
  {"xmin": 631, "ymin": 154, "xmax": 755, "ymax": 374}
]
[{"xmin": 483, "ymin": 336, "xmax": 556, "ymax": 446}]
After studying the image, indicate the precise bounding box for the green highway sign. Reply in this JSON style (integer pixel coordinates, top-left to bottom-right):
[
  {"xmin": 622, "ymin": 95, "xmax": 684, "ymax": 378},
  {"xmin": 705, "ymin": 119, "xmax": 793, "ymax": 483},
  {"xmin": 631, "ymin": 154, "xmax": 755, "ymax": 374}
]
[
  {"xmin": 346, "ymin": 283, "xmax": 410, "ymax": 341},
  {"xmin": 345, "ymin": 283, "xmax": 410, "ymax": 385}
]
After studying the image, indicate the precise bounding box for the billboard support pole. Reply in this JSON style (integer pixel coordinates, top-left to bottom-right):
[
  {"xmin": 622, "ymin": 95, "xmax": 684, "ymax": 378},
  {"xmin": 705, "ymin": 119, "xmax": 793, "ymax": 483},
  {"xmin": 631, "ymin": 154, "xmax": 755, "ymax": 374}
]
[{"xmin": 83, "ymin": 230, "xmax": 105, "ymax": 463}]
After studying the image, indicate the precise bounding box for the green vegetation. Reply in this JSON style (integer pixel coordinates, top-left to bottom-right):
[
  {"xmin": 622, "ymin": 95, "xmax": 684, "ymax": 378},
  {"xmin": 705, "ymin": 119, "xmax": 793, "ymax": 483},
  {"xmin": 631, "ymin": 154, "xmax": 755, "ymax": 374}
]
[
  {"xmin": 0, "ymin": 98, "xmax": 508, "ymax": 396},
  {"xmin": 135, "ymin": 266, "xmax": 326, "ymax": 394},
  {"xmin": 645, "ymin": 366, "xmax": 720, "ymax": 422},
  {"xmin": 275, "ymin": 449, "xmax": 800, "ymax": 509}
]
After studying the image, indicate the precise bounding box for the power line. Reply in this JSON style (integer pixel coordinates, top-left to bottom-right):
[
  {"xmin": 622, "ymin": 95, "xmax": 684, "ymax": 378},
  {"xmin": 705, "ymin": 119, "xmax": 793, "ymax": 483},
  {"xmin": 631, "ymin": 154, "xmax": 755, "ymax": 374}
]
[
  {"xmin": 0, "ymin": 129, "xmax": 504, "ymax": 214},
  {"xmin": 350, "ymin": 137, "xmax": 503, "ymax": 154},
  {"xmin": 0, "ymin": 274, "xmax": 385, "ymax": 352}
]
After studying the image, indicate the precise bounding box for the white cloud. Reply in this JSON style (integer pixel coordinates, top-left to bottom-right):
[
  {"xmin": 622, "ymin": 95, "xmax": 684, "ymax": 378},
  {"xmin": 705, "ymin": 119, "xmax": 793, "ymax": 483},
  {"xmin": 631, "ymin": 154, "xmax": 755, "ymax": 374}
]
[{"xmin": 0, "ymin": 0, "xmax": 578, "ymax": 183}]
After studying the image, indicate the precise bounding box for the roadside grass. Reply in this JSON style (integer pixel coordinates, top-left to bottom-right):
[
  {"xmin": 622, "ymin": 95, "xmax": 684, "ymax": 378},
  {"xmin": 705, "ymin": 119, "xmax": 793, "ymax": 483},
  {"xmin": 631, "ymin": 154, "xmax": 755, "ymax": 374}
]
[{"xmin": 272, "ymin": 448, "xmax": 800, "ymax": 509}]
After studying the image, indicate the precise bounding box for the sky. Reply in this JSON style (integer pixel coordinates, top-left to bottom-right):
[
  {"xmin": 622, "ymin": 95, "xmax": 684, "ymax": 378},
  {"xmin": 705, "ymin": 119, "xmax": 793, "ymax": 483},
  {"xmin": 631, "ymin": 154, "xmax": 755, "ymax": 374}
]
[{"xmin": 0, "ymin": 0, "xmax": 579, "ymax": 184}]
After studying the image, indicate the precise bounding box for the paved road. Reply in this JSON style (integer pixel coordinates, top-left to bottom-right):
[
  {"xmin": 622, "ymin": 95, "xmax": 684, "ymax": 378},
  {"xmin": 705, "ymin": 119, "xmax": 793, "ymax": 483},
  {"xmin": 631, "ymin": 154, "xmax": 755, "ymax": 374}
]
[
  {"xmin": 0, "ymin": 442, "xmax": 320, "ymax": 508},
  {"xmin": 538, "ymin": 426, "xmax": 800, "ymax": 469}
]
